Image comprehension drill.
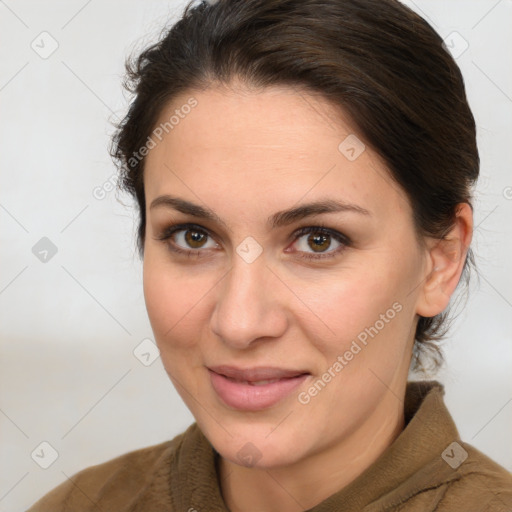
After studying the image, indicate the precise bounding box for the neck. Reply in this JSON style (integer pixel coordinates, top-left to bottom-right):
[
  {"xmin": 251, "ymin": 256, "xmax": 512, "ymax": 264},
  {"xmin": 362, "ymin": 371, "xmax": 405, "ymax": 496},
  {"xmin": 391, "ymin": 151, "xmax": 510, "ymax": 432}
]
[{"xmin": 217, "ymin": 391, "xmax": 406, "ymax": 512}]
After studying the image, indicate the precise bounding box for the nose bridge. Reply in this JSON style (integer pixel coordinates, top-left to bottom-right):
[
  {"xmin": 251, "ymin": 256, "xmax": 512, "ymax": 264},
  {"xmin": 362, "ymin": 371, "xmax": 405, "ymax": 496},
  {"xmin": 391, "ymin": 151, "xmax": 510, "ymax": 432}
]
[{"xmin": 211, "ymin": 250, "xmax": 286, "ymax": 348}]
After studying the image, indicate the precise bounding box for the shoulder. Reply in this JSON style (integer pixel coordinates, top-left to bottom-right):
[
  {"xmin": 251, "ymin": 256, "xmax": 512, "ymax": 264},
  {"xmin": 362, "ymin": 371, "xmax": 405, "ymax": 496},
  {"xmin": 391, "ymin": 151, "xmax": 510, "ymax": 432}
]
[
  {"xmin": 437, "ymin": 441, "xmax": 512, "ymax": 510},
  {"xmin": 26, "ymin": 430, "xmax": 188, "ymax": 512},
  {"xmin": 400, "ymin": 381, "xmax": 512, "ymax": 510},
  {"xmin": 373, "ymin": 440, "xmax": 512, "ymax": 511},
  {"xmin": 399, "ymin": 442, "xmax": 512, "ymax": 511}
]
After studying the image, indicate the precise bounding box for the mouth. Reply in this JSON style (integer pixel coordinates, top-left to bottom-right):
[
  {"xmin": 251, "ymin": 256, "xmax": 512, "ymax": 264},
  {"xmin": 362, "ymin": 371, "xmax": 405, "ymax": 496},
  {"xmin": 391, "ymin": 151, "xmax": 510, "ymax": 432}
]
[{"xmin": 207, "ymin": 365, "xmax": 310, "ymax": 411}]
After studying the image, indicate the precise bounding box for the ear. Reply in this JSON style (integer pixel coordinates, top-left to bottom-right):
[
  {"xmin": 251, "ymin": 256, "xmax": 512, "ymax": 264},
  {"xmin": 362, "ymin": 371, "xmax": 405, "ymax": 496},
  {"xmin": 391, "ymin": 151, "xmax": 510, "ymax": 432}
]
[{"xmin": 415, "ymin": 203, "xmax": 473, "ymax": 318}]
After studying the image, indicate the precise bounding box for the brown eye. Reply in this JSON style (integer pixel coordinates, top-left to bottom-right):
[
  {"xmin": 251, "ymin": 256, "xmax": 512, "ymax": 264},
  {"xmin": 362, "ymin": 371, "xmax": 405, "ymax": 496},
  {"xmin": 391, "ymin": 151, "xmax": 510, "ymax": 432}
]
[
  {"xmin": 306, "ymin": 232, "xmax": 332, "ymax": 252},
  {"xmin": 291, "ymin": 226, "xmax": 351, "ymax": 260},
  {"xmin": 183, "ymin": 228, "xmax": 208, "ymax": 249},
  {"xmin": 156, "ymin": 223, "xmax": 219, "ymax": 256},
  {"xmin": 156, "ymin": 223, "xmax": 350, "ymax": 261}
]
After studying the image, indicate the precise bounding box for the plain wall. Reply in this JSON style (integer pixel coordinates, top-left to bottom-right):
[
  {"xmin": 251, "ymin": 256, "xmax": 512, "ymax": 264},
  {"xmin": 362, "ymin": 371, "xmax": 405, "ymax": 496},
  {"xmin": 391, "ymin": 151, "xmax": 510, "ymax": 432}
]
[{"xmin": 0, "ymin": 1, "xmax": 511, "ymax": 510}]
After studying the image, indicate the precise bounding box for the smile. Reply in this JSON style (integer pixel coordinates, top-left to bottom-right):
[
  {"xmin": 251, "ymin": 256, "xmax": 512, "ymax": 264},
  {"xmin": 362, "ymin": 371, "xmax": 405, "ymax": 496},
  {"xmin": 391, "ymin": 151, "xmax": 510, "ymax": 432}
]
[{"xmin": 207, "ymin": 366, "xmax": 310, "ymax": 411}]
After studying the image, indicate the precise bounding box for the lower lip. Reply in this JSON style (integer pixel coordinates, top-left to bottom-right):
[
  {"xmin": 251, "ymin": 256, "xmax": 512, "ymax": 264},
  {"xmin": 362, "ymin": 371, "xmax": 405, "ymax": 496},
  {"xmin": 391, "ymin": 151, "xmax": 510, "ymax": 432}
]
[{"xmin": 208, "ymin": 370, "xmax": 309, "ymax": 411}]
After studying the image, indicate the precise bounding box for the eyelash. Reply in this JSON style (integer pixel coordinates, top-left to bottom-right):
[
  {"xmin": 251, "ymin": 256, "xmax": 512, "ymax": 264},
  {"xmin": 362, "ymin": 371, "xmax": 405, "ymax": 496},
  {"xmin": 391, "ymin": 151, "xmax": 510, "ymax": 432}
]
[{"xmin": 155, "ymin": 223, "xmax": 351, "ymax": 261}]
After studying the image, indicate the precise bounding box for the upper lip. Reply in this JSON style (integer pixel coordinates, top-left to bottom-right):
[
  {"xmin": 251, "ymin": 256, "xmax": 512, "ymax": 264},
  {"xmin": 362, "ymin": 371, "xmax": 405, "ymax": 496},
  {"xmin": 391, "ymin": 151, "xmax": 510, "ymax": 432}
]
[{"xmin": 208, "ymin": 365, "xmax": 310, "ymax": 382}]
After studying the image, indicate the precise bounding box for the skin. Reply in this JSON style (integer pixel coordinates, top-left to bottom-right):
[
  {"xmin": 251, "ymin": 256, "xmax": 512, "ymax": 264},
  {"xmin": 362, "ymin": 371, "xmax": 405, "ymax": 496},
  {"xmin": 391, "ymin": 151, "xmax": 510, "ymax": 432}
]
[{"xmin": 142, "ymin": 82, "xmax": 473, "ymax": 512}]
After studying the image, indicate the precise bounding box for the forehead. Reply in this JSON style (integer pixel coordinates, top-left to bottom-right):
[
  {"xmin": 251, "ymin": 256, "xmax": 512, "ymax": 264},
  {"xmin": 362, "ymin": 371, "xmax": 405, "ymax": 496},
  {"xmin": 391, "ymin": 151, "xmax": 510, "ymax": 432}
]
[
  {"xmin": 143, "ymin": 85, "xmax": 411, "ymax": 223},
  {"xmin": 149, "ymin": 84, "xmax": 351, "ymax": 159}
]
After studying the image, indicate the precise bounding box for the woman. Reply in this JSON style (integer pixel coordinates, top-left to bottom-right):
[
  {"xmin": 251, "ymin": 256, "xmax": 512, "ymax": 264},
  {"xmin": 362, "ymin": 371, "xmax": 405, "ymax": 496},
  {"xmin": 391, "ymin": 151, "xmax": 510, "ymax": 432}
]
[{"xmin": 28, "ymin": 0, "xmax": 512, "ymax": 510}]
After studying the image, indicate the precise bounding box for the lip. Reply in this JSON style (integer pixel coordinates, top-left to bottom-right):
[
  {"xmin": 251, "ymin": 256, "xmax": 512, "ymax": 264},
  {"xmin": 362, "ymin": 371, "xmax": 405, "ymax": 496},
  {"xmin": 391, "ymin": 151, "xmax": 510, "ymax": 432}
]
[{"xmin": 208, "ymin": 366, "xmax": 310, "ymax": 411}]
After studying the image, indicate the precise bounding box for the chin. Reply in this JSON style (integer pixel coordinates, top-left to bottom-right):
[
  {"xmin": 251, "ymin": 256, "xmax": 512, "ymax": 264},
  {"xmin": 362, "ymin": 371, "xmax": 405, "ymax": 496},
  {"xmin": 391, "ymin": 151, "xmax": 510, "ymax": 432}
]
[{"xmin": 203, "ymin": 419, "xmax": 306, "ymax": 469}]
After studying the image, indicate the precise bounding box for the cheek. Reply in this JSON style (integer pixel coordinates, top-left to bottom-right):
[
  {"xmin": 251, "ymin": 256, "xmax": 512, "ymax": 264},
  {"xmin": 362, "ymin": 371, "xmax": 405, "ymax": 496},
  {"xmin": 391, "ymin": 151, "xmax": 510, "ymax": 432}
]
[
  {"xmin": 302, "ymin": 273, "xmax": 389, "ymax": 329},
  {"xmin": 143, "ymin": 258, "xmax": 173, "ymax": 337},
  {"xmin": 142, "ymin": 255, "xmax": 214, "ymax": 350},
  {"xmin": 296, "ymin": 260, "xmax": 414, "ymax": 359}
]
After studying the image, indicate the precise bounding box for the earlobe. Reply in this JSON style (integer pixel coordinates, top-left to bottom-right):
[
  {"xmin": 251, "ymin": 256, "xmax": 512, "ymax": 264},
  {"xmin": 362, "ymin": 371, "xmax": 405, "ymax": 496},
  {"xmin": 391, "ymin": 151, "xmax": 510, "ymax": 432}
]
[{"xmin": 415, "ymin": 203, "xmax": 473, "ymax": 318}]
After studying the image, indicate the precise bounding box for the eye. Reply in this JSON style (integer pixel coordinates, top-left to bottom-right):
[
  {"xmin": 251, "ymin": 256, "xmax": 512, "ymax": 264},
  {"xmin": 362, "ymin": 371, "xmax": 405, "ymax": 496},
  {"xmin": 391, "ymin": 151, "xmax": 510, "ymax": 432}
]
[
  {"xmin": 155, "ymin": 222, "xmax": 351, "ymax": 261},
  {"xmin": 289, "ymin": 225, "xmax": 350, "ymax": 260},
  {"xmin": 155, "ymin": 223, "xmax": 219, "ymax": 258}
]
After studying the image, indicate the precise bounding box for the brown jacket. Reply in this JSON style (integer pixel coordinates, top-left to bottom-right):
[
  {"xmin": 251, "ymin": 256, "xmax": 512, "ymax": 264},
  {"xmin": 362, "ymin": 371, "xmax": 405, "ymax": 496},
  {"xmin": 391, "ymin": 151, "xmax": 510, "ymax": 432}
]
[{"xmin": 27, "ymin": 380, "xmax": 512, "ymax": 511}]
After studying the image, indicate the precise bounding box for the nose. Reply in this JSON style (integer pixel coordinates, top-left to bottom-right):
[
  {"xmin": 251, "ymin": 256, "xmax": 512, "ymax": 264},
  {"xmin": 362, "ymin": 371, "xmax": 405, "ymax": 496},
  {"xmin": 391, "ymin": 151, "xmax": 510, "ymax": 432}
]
[{"xmin": 210, "ymin": 255, "xmax": 288, "ymax": 350}]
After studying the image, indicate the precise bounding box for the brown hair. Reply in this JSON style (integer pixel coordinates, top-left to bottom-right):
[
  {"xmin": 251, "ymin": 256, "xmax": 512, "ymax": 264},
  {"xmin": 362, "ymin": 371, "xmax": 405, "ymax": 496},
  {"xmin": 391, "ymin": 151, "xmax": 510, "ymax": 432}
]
[{"xmin": 110, "ymin": 0, "xmax": 479, "ymax": 373}]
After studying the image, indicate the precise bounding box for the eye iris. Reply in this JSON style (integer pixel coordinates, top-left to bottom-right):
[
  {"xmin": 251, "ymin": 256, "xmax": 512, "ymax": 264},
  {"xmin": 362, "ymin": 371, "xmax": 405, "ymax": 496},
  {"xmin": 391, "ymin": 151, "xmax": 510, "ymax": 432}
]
[
  {"xmin": 308, "ymin": 232, "xmax": 330, "ymax": 252},
  {"xmin": 185, "ymin": 229, "xmax": 206, "ymax": 248}
]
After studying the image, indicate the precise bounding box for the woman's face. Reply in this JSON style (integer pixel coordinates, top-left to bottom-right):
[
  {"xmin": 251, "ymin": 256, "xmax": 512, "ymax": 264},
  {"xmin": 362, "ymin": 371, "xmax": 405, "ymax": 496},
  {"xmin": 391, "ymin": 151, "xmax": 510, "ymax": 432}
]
[{"xmin": 142, "ymin": 84, "xmax": 429, "ymax": 469}]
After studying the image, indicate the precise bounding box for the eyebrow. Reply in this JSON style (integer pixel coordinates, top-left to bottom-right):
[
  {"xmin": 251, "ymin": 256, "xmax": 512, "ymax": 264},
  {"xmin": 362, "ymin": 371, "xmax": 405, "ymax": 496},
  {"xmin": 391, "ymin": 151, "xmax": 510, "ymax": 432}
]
[{"xmin": 149, "ymin": 194, "xmax": 371, "ymax": 229}]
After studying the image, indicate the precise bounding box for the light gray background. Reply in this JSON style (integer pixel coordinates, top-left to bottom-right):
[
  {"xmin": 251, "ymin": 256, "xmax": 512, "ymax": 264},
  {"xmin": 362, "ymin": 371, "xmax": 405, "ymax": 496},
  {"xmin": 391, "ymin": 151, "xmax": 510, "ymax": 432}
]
[{"xmin": 1, "ymin": 1, "xmax": 511, "ymax": 510}]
